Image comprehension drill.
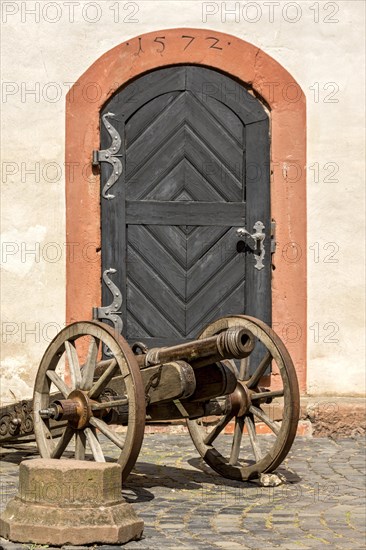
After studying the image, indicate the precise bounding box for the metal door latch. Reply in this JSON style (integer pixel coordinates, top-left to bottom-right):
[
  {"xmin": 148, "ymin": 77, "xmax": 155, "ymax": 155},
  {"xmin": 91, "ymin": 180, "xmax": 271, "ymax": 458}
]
[
  {"xmin": 236, "ymin": 221, "xmax": 265, "ymax": 270},
  {"xmin": 271, "ymin": 220, "xmax": 276, "ymax": 254},
  {"xmin": 92, "ymin": 112, "xmax": 122, "ymax": 200}
]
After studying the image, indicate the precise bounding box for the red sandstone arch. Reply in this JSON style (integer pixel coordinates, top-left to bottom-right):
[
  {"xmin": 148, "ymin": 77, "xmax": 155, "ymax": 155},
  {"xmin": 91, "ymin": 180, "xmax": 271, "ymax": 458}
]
[{"xmin": 65, "ymin": 28, "xmax": 306, "ymax": 392}]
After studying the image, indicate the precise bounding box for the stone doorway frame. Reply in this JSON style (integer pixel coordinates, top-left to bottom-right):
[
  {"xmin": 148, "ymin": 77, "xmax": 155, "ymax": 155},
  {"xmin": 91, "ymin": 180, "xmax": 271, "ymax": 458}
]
[{"xmin": 65, "ymin": 28, "xmax": 307, "ymax": 392}]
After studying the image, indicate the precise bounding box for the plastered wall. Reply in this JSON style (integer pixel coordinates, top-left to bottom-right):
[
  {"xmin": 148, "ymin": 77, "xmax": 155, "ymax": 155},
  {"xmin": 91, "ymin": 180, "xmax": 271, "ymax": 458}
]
[{"xmin": 0, "ymin": 0, "xmax": 365, "ymax": 403}]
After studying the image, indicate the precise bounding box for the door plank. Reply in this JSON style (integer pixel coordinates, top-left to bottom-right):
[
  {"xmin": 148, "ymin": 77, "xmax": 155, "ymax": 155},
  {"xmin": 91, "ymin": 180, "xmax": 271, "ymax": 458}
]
[
  {"xmin": 186, "ymin": 66, "xmax": 268, "ymax": 125},
  {"xmin": 147, "ymin": 225, "xmax": 187, "ymax": 266},
  {"xmin": 186, "ymin": 259, "xmax": 245, "ymax": 334},
  {"xmin": 186, "ymin": 282, "xmax": 245, "ymax": 338},
  {"xmin": 118, "ymin": 66, "xmax": 186, "ymax": 121},
  {"xmin": 125, "ymin": 127, "xmax": 186, "ymax": 199},
  {"xmin": 126, "ymin": 310, "xmax": 152, "ymax": 338},
  {"xmin": 185, "ymin": 129, "xmax": 242, "ymax": 200},
  {"xmin": 127, "ymin": 92, "xmax": 187, "ymax": 165},
  {"xmin": 127, "ymin": 247, "xmax": 185, "ymax": 332},
  {"xmin": 185, "ymin": 92, "xmax": 244, "ymax": 165},
  {"xmin": 187, "ymin": 226, "xmax": 229, "ymax": 267},
  {"xmin": 126, "ymin": 201, "xmax": 245, "ymax": 226},
  {"xmin": 126, "ymin": 91, "xmax": 182, "ymax": 146},
  {"xmin": 244, "ymin": 119, "xmax": 271, "ymax": 325},
  {"xmin": 187, "ymin": 228, "xmax": 241, "ymax": 299},
  {"xmin": 127, "ymin": 225, "xmax": 186, "ymax": 298},
  {"xmin": 127, "ymin": 281, "xmax": 183, "ymax": 338}
]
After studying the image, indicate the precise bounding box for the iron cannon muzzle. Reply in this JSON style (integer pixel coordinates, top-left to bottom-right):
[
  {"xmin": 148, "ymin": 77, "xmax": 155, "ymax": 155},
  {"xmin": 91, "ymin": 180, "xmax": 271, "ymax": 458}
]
[
  {"xmin": 141, "ymin": 326, "xmax": 255, "ymax": 369},
  {"xmin": 216, "ymin": 326, "xmax": 255, "ymax": 359}
]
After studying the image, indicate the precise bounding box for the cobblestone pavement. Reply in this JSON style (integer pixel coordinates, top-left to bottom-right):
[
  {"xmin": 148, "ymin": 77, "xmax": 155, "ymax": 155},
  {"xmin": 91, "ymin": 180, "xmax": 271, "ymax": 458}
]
[{"xmin": 0, "ymin": 435, "xmax": 365, "ymax": 549}]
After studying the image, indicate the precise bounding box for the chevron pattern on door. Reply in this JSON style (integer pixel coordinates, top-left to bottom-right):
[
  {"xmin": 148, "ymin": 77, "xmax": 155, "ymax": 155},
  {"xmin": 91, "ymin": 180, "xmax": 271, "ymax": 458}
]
[
  {"xmin": 127, "ymin": 224, "xmax": 245, "ymax": 342},
  {"xmin": 101, "ymin": 66, "xmax": 270, "ymax": 348},
  {"xmin": 125, "ymin": 90, "xmax": 244, "ymax": 203},
  {"xmin": 124, "ymin": 78, "xmax": 246, "ymax": 343}
]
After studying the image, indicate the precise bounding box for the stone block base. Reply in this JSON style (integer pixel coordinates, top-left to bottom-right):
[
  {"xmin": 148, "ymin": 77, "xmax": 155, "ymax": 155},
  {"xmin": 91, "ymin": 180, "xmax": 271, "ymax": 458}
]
[{"xmin": 0, "ymin": 459, "xmax": 143, "ymax": 546}]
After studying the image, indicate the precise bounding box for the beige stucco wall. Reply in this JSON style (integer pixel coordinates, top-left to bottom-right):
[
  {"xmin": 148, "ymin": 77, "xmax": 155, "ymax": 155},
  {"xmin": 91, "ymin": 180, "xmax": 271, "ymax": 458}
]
[{"xmin": 1, "ymin": 0, "xmax": 365, "ymax": 403}]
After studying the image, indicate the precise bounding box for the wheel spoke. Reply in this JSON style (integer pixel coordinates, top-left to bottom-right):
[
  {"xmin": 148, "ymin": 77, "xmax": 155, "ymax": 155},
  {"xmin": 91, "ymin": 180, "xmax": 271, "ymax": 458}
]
[
  {"xmin": 40, "ymin": 416, "xmax": 54, "ymax": 440},
  {"xmin": 65, "ymin": 341, "xmax": 82, "ymax": 389},
  {"xmin": 75, "ymin": 431, "xmax": 86, "ymax": 460},
  {"xmin": 204, "ymin": 413, "xmax": 234, "ymax": 446},
  {"xmin": 250, "ymin": 390, "xmax": 284, "ymax": 401},
  {"xmin": 46, "ymin": 370, "xmax": 71, "ymax": 398},
  {"xmin": 94, "ymin": 358, "xmax": 116, "ymax": 374},
  {"xmin": 88, "ymin": 358, "xmax": 117, "ymax": 399},
  {"xmin": 51, "ymin": 425, "xmax": 74, "ymax": 458},
  {"xmin": 246, "ymin": 351, "xmax": 272, "ymax": 389},
  {"xmin": 89, "ymin": 417, "xmax": 125, "ymax": 450},
  {"xmin": 239, "ymin": 356, "xmax": 250, "ymax": 380},
  {"xmin": 81, "ymin": 337, "xmax": 100, "ymax": 390},
  {"xmin": 249, "ymin": 404, "xmax": 281, "ymax": 436},
  {"xmin": 91, "ymin": 398, "xmax": 128, "ymax": 411},
  {"xmin": 229, "ymin": 416, "xmax": 244, "ymax": 465},
  {"xmin": 85, "ymin": 427, "xmax": 105, "ymax": 462},
  {"xmin": 245, "ymin": 415, "xmax": 262, "ymax": 462}
]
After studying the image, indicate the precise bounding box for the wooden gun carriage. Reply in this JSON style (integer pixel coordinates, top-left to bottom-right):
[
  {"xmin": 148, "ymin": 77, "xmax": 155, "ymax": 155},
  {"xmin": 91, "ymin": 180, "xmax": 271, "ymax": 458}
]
[{"xmin": 1, "ymin": 314, "xmax": 299, "ymax": 482}]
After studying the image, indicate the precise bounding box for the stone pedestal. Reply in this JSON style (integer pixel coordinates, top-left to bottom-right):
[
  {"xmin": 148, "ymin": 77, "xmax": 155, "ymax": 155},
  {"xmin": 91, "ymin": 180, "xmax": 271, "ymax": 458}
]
[{"xmin": 0, "ymin": 459, "xmax": 143, "ymax": 546}]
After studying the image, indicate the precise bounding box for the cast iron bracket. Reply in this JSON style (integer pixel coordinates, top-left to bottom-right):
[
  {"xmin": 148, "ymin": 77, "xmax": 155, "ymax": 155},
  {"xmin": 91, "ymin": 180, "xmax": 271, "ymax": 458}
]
[
  {"xmin": 92, "ymin": 268, "xmax": 123, "ymax": 335},
  {"xmin": 92, "ymin": 112, "xmax": 122, "ymax": 200}
]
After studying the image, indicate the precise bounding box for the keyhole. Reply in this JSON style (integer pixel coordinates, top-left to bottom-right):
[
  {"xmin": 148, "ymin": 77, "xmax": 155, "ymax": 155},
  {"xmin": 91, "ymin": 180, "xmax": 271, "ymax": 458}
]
[{"xmin": 236, "ymin": 240, "xmax": 246, "ymax": 253}]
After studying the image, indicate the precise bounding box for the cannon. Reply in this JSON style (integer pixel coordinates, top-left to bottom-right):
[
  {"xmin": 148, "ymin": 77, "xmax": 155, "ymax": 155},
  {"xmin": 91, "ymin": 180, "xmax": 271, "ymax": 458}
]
[
  {"xmin": 1, "ymin": 315, "xmax": 299, "ymax": 482},
  {"xmin": 31, "ymin": 314, "xmax": 300, "ymax": 481}
]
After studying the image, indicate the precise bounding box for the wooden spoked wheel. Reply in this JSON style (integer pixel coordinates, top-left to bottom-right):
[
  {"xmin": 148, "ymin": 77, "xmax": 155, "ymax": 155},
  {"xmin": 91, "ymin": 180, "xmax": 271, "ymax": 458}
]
[
  {"xmin": 33, "ymin": 321, "xmax": 145, "ymax": 480},
  {"xmin": 187, "ymin": 315, "xmax": 300, "ymax": 481}
]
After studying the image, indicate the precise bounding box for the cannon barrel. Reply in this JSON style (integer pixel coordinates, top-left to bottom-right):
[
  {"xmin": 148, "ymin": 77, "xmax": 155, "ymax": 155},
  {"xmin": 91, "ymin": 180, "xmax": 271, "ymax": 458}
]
[{"xmin": 138, "ymin": 326, "xmax": 255, "ymax": 369}]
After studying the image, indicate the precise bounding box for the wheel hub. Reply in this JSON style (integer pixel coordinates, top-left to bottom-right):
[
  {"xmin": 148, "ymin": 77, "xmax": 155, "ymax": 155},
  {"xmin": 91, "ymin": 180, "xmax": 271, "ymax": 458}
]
[
  {"xmin": 39, "ymin": 390, "xmax": 92, "ymax": 430},
  {"xmin": 229, "ymin": 382, "xmax": 252, "ymax": 416}
]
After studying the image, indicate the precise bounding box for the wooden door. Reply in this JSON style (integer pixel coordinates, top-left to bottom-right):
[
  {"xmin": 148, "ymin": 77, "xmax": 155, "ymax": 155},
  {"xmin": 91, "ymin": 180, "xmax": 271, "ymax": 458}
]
[{"xmin": 100, "ymin": 66, "xmax": 270, "ymax": 348}]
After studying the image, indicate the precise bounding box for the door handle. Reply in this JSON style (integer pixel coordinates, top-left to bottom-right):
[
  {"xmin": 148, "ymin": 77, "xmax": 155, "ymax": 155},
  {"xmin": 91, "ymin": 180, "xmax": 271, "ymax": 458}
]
[{"xmin": 236, "ymin": 221, "xmax": 265, "ymax": 271}]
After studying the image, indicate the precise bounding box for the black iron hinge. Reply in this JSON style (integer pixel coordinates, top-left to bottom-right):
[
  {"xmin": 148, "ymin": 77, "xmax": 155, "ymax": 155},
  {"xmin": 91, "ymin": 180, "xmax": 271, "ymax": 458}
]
[{"xmin": 92, "ymin": 112, "xmax": 123, "ymax": 200}]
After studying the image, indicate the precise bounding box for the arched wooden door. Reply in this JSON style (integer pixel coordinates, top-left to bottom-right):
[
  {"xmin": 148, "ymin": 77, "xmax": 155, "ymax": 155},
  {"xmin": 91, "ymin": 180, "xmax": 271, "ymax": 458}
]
[{"xmin": 99, "ymin": 66, "xmax": 270, "ymax": 348}]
